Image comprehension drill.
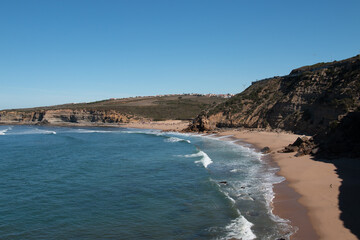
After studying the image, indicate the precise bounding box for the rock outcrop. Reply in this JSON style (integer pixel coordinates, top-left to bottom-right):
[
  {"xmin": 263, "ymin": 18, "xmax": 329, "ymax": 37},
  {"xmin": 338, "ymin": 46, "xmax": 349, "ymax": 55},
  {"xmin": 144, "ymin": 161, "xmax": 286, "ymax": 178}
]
[
  {"xmin": 314, "ymin": 111, "xmax": 360, "ymax": 158},
  {"xmin": 280, "ymin": 136, "xmax": 316, "ymax": 157},
  {"xmin": 0, "ymin": 109, "xmax": 134, "ymax": 125},
  {"xmin": 188, "ymin": 55, "xmax": 360, "ymax": 136},
  {"xmin": 185, "ymin": 113, "xmax": 211, "ymax": 132},
  {"xmin": 0, "ymin": 94, "xmax": 226, "ymax": 125},
  {"xmin": 187, "ymin": 55, "xmax": 360, "ymax": 158}
]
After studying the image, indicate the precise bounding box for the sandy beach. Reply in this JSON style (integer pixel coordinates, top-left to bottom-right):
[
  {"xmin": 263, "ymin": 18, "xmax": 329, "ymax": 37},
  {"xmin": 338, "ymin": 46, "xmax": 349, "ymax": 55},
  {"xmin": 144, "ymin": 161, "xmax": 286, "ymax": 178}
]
[
  {"xmin": 123, "ymin": 121, "xmax": 357, "ymax": 240},
  {"xmin": 120, "ymin": 120, "xmax": 190, "ymax": 131},
  {"xmin": 216, "ymin": 129, "xmax": 357, "ymax": 240}
]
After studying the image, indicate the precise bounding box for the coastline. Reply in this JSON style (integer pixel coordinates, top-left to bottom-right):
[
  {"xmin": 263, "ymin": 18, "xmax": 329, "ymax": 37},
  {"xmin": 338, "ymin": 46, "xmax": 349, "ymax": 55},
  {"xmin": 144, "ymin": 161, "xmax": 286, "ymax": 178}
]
[
  {"xmin": 119, "ymin": 122, "xmax": 356, "ymax": 240},
  {"xmin": 1, "ymin": 121, "xmax": 357, "ymax": 239},
  {"xmin": 0, "ymin": 120, "xmax": 190, "ymax": 131},
  {"xmin": 214, "ymin": 129, "xmax": 357, "ymax": 240},
  {"xmin": 215, "ymin": 130, "xmax": 318, "ymax": 239}
]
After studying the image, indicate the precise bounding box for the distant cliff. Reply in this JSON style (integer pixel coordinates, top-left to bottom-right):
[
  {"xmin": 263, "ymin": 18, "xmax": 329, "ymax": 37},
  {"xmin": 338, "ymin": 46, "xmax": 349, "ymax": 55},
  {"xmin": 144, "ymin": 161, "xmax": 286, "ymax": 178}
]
[
  {"xmin": 0, "ymin": 109, "xmax": 134, "ymax": 125},
  {"xmin": 0, "ymin": 95, "xmax": 226, "ymax": 125},
  {"xmin": 188, "ymin": 55, "xmax": 360, "ymax": 136}
]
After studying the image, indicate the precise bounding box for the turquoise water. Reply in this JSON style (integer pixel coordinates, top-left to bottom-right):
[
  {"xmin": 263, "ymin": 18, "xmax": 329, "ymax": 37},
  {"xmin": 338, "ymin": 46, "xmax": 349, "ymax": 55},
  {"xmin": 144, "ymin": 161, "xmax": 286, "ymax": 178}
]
[{"xmin": 0, "ymin": 126, "xmax": 293, "ymax": 239}]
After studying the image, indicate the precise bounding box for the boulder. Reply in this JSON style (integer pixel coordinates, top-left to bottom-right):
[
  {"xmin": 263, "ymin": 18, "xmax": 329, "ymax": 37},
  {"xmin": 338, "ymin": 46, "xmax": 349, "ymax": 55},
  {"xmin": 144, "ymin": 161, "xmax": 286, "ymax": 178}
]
[
  {"xmin": 280, "ymin": 136, "xmax": 315, "ymax": 156},
  {"xmin": 292, "ymin": 136, "xmax": 309, "ymax": 146},
  {"xmin": 261, "ymin": 146, "xmax": 271, "ymax": 154}
]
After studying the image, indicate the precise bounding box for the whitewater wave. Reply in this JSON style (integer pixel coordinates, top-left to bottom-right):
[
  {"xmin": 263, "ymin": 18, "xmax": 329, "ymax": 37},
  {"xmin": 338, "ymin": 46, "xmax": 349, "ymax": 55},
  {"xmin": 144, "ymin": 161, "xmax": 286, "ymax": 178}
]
[
  {"xmin": 2, "ymin": 128, "xmax": 56, "ymax": 135},
  {"xmin": 204, "ymin": 133, "xmax": 217, "ymax": 137},
  {"xmin": 0, "ymin": 129, "xmax": 8, "ymax": 135},
  {"xmin": 122, "ymin": 129, "xmax": 163, "ymax": 136},
  {"xmin": 0, "ymin": 127, "xmax": 10, "ymax": 135},
  {"xmin": 216, "ymin": 135, "xmax": 234, "ymax": 139},
  {"xmin": 74, "ymin": 129, "xmax": 114, "ymax": 134},
  {"xmin": 0, "ymin": 126, "xmax": 13, "ymax": 135},
  {"xmin": 198, "ymin": 134, "xmax": 295, "ymax": 239},
  {"xmin": 223, "ymin": 213, "xmax": 256, "ymax": 240},
  {"xmin": 164, "ymin": 137, "xmax": 191, "ymax": 143},
  {"xmin": 183, "ymin": 150, "xmax": 213, "ymax": 168}
]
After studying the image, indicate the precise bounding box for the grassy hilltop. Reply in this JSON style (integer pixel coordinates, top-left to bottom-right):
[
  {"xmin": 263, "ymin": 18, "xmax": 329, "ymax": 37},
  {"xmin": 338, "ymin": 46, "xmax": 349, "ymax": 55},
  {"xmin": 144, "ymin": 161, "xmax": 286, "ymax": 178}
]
[{"xmin": 1, "ymin": 94, "xmax": 228, "ymax": 122}]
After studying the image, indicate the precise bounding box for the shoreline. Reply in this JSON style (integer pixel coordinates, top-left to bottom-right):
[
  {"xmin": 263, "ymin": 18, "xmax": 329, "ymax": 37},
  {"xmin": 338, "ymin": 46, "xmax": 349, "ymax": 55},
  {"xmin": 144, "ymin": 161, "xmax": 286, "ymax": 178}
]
[
  {"xmin": 214, "ymin": 129, "xmax": 357, "ymax": 240},
  {"xmin": 119, "ymin": 122, "xmax": 357, "ymax": 239},
  {"xmin": 215, "ymin": 130, "xmax": 318, "ymax": 239},
  {"xmin": 0, "ymin": 120, "xmax": 190, "ymax": 131},
  {"xmin": 1, "ymin": 121, "xmax": 357, "ymax": 239}
]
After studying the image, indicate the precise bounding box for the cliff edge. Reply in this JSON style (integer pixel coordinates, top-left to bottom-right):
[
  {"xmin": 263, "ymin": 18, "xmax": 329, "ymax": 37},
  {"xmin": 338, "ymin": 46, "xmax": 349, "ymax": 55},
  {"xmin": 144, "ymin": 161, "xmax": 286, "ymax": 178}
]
[{"xmin": 187, "ymin": 55, "xmax": 360, "ymax": 158}]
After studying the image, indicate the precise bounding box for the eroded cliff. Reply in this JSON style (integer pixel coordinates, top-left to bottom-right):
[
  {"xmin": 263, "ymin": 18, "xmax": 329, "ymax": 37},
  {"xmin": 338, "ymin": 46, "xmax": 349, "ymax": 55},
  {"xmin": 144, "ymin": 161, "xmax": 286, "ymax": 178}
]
[
  {"xmin": 0, "ymin": 109, "xmax": 134, "ymax": 125},
  {"xmin": 188, "ymin": 55, "xmax": 360, "ymax": 136},
  {"xmin": 0, "ymin": 94, "xmax": 226, "ymax": 126}
]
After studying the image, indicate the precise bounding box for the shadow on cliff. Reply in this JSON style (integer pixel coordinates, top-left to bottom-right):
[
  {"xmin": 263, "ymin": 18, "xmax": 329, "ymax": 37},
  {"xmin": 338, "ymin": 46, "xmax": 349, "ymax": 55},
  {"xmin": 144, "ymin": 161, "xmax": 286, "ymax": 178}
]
[
  {"xmin": 310, "ymin": 112, "xmax": 360, "ymax": 238},
  {"xmin": 312, "ymin": 156, "xmax": 360, "ymax": 238}
]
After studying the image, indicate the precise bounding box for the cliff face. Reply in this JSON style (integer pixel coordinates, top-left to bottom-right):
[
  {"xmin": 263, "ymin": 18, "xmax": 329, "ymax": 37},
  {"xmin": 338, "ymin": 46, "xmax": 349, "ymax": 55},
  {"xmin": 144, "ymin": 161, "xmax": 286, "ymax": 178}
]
[
  {"xmin": 0, "ymin": 109, "xmax": 133, "ymax": 125},
  {"xmin": 0, "ymin": 95, "xmax": 226, "ymax": 125},
  {"xmin": 314, "ymin": 112, "xmax": 360, "ymax": 158},
  {"xmin": 189, "ymin": 55, "xmax": 360, "ymax": 135}
]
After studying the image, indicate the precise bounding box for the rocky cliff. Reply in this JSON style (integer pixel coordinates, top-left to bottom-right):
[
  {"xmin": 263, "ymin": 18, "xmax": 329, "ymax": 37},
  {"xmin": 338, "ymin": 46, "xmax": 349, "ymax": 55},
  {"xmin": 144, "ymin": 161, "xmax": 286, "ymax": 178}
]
[
  {"xmin": 314, "ymin": 111, "xmax": 360, "ymax": 158},
  {"xmin": 0, "ymin": 109, "xmax": 134, "ymax": 125},
  {"xmin": 0, "ymin": 94, "xmax": 226, "ymax": 126},
  {"xmin": 188, "ymin": 55, "xmax": 360, "ymax": 136}
]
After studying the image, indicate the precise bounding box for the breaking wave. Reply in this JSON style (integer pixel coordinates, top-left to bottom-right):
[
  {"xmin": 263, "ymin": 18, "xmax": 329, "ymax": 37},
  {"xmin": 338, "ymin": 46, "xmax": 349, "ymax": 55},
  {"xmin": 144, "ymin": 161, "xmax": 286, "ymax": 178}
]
[
  {"xmin": 164, "ymin": 137, "xmax": 191, "ymax": 143},
  {"xmin": 0, "ymin": 127, "xmax": 12, "ymax": 135},
  {"xmin": 183, "ymin": 150, "xmax": 213, "ymax": 168}
]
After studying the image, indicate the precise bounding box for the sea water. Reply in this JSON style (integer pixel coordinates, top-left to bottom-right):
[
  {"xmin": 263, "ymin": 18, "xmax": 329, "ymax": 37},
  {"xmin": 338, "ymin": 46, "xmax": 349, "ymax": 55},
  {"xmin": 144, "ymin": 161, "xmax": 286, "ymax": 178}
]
[{"xmin": 0, "ymin": 125, "xmax": 294, "ymax": 239}]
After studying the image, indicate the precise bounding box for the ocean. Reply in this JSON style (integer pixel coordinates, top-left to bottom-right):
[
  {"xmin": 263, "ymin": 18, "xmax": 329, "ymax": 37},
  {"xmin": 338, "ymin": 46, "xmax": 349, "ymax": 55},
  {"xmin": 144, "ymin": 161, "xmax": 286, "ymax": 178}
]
[{"xmin": 0, "ymin": 125, "xmax": 294, "ymax": 239}]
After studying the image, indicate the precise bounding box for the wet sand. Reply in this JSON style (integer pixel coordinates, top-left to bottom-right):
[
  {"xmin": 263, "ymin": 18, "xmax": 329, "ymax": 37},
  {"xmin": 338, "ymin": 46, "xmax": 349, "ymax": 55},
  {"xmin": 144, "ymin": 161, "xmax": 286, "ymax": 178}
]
[
  {"xmin": 6, "ymin": 120, "xmax": 356, "ymax": 239},
  {"xmin": 122, "ymin": 120, "xmax": 356, "ymax": 239},
  {"xmin": 215, "ymin": 129, "xmax": 357, "ymax": 240},
  {"xmin": 119, "ymin": 120, "xmax": 190, "ymax": 131}
]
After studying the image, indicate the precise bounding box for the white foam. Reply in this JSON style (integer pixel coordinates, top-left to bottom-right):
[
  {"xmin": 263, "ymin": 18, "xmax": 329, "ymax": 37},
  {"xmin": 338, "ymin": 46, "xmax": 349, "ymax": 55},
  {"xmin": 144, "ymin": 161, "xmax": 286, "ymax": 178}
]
[
  {"xmin": 224, "ymin": 214, "xmax": 256, "ymax": 240},
  {"xmin": 171, "ymin": 130, "xmax": 296, "ymax": 238},
  {"xmin": 0, "ymin": 126, "xmax": 12, "ymax": 135},
  {"xmin": 238, "ymin": 195, "xmax": 254, "ymax": 201},
  {"xmin": 184, "ymin": 150, "xmax": 213, "ymax": 168},
  {"xmin": 75, "ymin": 129, "xmax": 115, "ymax": 133},
  {"xmin": 6, "ymin": 128, "xmax": 57, "ymax": 135},
  {"xmin": 164, "ymin": 137, "xmax": 191, "ymax": 143},
  {"xmin": 31, "ymin": 129, "xmax": 56, "ymax": 135},
  {"xmin": 122, "ymin": 129, "xmax": 163, "ymax": 136},
  {"xmin": 223, "ymin": 191, "xmax": 236, "ymax": 204},
  {"xmin": 216, "ymin": 135, "xmax": 234, "ymax": 139},
  {"xmin": 0, "ymin": 129, "xmax": 8, "ymax": 135},
  {"xmin": 204, "ymin": 133, "xmax": 217, "ymax": 137}
]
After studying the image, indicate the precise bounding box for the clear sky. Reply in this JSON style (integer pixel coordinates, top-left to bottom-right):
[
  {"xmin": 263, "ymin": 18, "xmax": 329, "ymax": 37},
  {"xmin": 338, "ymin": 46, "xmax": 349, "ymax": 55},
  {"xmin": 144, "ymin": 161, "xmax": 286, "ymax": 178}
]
[{"xmin": 1, "ymin": 0, "xmax": 359, "ymax": 109}]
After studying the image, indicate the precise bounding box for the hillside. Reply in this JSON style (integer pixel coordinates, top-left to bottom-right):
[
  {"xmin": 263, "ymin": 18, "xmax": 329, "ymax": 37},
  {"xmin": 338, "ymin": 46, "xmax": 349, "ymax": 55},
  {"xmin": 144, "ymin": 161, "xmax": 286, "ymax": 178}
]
[
  {"xmin": 188, "ymin": 55, "xmax": 360, "ymax": 136},
  {"xmin": 0, "ymin": 94, "xmax": 227, "ymax": 125}
]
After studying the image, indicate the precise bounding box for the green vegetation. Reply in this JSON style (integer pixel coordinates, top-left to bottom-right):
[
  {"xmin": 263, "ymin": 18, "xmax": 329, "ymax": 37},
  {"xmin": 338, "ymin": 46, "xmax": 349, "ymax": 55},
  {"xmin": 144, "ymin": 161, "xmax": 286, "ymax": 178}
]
[{"xmin": 4, "ymin": 95, "xmax": 226, "ymax": 121}]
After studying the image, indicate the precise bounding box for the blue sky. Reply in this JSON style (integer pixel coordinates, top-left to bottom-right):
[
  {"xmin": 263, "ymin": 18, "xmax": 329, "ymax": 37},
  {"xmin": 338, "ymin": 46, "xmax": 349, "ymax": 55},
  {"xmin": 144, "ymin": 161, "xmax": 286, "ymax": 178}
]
[{"xmin": 1, "ymin": 0, "xmax": 359, "ymax": 109}]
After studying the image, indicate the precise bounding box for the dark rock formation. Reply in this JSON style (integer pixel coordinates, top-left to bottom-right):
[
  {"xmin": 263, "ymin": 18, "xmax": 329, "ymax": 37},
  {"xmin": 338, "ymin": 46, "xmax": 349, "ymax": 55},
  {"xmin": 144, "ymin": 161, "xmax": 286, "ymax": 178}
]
[
  {"xmin": 314, "ymin": 111, "xmax": 360, "ymax": 158},
  {"xmin": 281, "ymin": 136, "xmax": 316, "ymax": 157},
  {"xmin": 184, "ymin": 113, "xmax": 211, "ymax": 132},
  {"xmin": 261, "ymin": 146, "xmax": 271, "ymax": 154}
]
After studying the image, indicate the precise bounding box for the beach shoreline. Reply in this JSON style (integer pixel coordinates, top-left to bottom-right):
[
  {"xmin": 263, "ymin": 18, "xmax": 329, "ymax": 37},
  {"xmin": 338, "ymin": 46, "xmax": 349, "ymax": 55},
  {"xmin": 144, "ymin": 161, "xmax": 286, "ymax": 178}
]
[
  {"xmin": 119, "ymin": 121, "xmax": 356, "ymax": 240},
  {"xmin": 215, "ymin": 130, "xmax": 319, "ymax": 239},
  {"xmin": 1, "ymin": 121, "xmax": 357, "ymax": 239}
]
